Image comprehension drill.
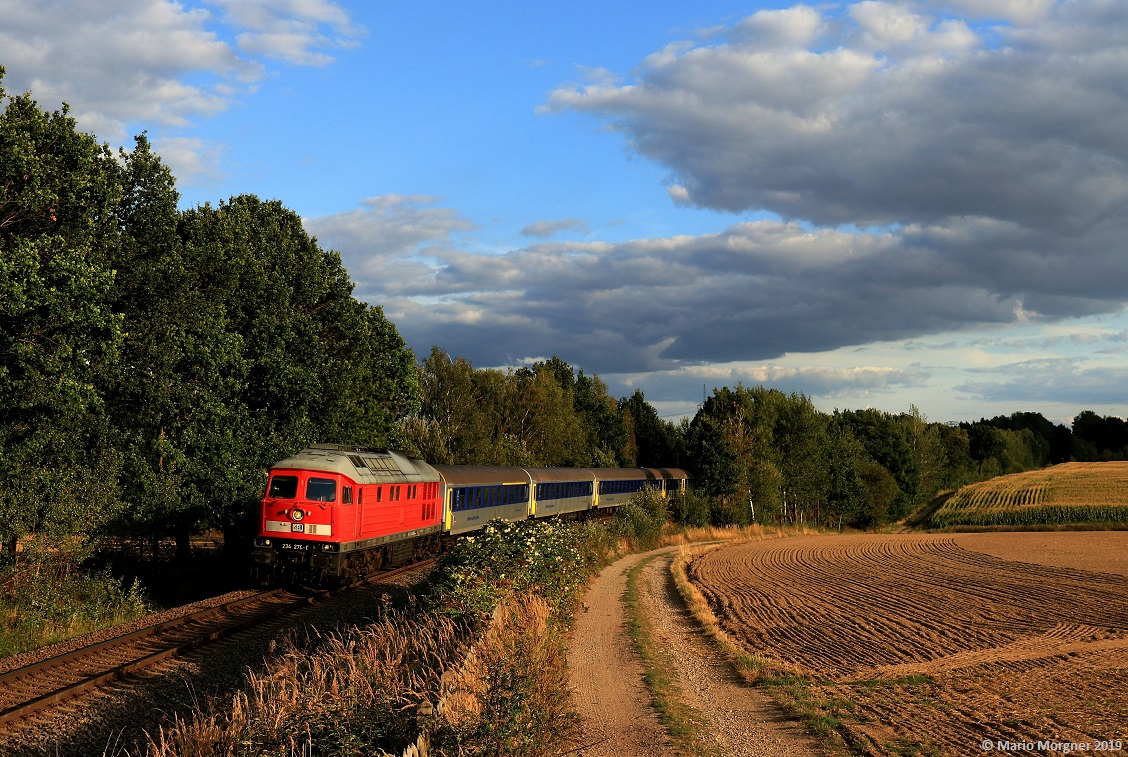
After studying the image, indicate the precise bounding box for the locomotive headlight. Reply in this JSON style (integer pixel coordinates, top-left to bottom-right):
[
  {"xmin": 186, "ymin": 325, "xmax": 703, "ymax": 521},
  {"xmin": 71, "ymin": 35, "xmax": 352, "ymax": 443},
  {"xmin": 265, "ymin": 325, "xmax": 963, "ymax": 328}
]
[{"xmin": 291, "ymin": 508, "xmax": 305, "ymax": 522}]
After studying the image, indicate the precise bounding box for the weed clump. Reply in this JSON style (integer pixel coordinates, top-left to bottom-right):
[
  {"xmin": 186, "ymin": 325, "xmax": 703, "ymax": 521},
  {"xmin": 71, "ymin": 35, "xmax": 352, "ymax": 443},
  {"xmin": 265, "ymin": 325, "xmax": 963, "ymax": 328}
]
[
  {"xmin": 614, "ymin": 487, "xmax": 667, "ymax": 550},
  {"xmin": 0, "ymin": 555, "xmax": 148, "ymax": 656}
]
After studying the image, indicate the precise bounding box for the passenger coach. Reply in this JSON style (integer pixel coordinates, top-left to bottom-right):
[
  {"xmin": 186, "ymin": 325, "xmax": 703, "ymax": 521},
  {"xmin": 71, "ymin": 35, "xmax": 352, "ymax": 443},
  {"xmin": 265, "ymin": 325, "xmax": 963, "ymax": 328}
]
[{"xmin": 253, "ymin": 445, "xmax": 689, "ymax": 583}]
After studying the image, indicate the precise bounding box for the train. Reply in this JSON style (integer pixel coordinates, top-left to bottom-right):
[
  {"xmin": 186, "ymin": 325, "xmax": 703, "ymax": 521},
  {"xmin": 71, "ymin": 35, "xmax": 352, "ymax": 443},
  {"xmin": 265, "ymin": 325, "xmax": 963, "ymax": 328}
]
[{"xmin": 251, "ymin": 444, "xmax": 690, "ymax": 583}]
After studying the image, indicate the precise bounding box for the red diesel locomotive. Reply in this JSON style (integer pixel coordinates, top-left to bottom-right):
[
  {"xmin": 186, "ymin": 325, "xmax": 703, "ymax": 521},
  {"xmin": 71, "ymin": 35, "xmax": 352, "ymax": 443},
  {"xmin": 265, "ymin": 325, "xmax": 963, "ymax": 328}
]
[{"xmin": 252, "ymin": 444, "xmax": 689, "ymax": 583}]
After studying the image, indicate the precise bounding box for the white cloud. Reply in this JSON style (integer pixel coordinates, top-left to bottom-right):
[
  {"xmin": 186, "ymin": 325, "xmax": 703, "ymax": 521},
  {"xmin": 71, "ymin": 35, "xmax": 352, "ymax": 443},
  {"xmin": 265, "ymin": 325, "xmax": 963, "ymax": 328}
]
[
  {"xmin": 206, "ymin": 0, "xmax": 362, "ymax": 65},
  {"xmin": 302, "ymin": 195, "xmax": 476, "ymax": 301},
  {"xmin": 545, "ymin": 1, "xmax": 1128, "ymax": 232},
  {"xmin": 150, "ymin": 135, "xmax": 228, "ymax": 186},
  {"xmin": 0, "ymin": 0, "xmax": 358, "ymax": 143},
  {"xmin": 730, "ymin": 6, "xmax": 825, "ymax": 49},
  {"xmin": 520, "ymin": 218, "xmax": 590, "ymax": 239}
]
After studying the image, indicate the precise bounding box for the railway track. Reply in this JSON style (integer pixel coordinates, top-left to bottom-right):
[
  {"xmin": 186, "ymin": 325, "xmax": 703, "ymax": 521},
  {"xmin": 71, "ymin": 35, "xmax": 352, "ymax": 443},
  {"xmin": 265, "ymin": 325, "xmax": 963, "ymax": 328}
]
[{"xmin": 0, "ymin": 560, "xmax": 434, "ymax": 733}]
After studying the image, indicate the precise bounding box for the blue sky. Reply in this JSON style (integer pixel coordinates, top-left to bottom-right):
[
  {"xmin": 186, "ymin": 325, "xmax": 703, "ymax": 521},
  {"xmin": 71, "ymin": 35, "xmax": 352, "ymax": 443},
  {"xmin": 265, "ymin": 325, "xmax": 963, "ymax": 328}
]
[{"xmin": 3, "ymin": 0, "xmax": 1128, "ymax": 426}]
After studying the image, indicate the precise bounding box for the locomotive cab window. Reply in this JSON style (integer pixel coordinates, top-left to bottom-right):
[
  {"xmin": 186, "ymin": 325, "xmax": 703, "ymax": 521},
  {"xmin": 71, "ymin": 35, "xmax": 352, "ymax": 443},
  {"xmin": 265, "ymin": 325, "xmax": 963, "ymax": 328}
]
[
  {"xmin": 306, "ymin": 477, "xmax": 337, "ymax": 502},
  {"xmin": 268, "ymin": 475, "xmax": 298, "ymax": 499},
  {"xmin": 342, "ymin": 486, "xmax": 353, "ymax": 505}
]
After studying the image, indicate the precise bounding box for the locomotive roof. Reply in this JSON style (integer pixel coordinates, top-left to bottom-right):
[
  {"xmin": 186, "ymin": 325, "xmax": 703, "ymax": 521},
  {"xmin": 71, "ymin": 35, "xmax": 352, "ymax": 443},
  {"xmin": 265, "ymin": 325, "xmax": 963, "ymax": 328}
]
[{"xmin": 271, "ymin": 445, "xmax": 440, "ymax": 484}]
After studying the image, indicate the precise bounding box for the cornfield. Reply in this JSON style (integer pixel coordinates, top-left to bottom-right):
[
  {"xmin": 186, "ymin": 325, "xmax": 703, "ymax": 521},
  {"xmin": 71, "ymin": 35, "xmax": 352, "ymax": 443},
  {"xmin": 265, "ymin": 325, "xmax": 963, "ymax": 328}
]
[{"xmin": 929, "ymin": 462, "xmax": 1128, "ymax": 528}]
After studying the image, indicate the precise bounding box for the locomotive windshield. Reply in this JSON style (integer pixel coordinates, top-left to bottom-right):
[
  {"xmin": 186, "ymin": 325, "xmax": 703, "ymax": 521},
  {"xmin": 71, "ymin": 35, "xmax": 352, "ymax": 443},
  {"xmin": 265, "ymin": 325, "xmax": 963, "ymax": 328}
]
[
  {"xmin": 306, "ymin": 477, "xmax": 337, "ymax": 502},
  {"xmin": 268, "ymin": 475, "xmax": 298, "ymax": 499}
]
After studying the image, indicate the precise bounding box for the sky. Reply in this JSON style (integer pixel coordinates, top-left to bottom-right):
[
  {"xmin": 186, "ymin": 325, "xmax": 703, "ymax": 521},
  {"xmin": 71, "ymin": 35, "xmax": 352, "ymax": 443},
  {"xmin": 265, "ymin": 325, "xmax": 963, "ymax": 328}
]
[{"xmin": 3, "ymin": 0, "xmax": 1128, "ymax": 426}]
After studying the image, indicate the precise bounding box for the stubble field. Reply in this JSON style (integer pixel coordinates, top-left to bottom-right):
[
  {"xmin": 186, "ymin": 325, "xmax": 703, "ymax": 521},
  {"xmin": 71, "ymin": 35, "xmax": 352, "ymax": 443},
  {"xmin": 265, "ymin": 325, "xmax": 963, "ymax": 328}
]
[{"xmin": 688, "ymin": 532, "xmax": 1128, "ymax": 754}]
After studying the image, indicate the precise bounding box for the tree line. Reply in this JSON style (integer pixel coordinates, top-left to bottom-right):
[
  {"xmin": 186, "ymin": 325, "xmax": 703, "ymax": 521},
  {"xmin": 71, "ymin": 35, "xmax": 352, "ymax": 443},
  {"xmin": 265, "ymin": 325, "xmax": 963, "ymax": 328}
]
[
  {"xmin": 3, "ymin": 72, "xmax": 1126, "ymax": 565},
  {"xmin": 1, "ymin": 73, "xmax": 417, "ymax": 562}
]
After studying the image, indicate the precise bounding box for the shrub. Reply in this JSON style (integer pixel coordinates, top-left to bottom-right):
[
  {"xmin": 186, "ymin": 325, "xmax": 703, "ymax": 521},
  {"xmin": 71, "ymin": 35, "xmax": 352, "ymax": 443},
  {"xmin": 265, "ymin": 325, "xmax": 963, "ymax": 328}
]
[
  {"xmin": 426, "ymin": 519, "xmax": 604, "ymax": 621},
  {"xmin": 669, "ymin": 490, "xmax": 710, "ymax": 528},
  {"xmin": 0, "ymin": 555, "xmax": 148, "ymax": 656},
  {"xmin": 614, "ymin": 487, "xmax": 667, "ymax": 550}
]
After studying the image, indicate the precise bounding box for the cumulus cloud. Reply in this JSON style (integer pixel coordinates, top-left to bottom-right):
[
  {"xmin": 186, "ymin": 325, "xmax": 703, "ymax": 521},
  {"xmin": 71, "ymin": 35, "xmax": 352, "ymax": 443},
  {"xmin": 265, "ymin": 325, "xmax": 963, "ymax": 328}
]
[
  {"xmin": 313, "ymin": 206, "xmax": 1079, "ymax": 373},
  {"xmin": 476, "ymin": 0, "xmax": 1128, "ymax": 381},
  {"xmin": 0, "ymin": 0, "xmax": 358, "ymax": 141},
  {"xmin": 520, "ymin": 218, "xmax": 589, "ymax": 239},
  {"xmin": 545, "ymin": 1, "xmax": 1128, "ymax": 232},
  {"xmin": 206, "ymin": 0, "xmax": 362, "ymax": 65},
  {"xmin": 302, "ymin": 195, "xmax": 476, "ymax": 300},
  {"xmin": 309, "ymin": 0, "xmax": 1128, "ymax": 402},
  {"xmin": 613, "ymin": 363, "xmax": 929, "ymax": 405}
]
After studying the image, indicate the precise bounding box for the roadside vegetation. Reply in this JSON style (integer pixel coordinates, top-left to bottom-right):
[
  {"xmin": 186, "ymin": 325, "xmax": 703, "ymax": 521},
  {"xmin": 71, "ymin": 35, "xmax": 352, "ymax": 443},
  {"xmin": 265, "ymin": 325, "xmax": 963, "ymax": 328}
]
[
  {"xmin": 138, "ymin": 495, "xmax": 675, "ymax": 757},
  {"xmin": 0, "ymin": 551, "xmax": 147, "ymax": 657}
]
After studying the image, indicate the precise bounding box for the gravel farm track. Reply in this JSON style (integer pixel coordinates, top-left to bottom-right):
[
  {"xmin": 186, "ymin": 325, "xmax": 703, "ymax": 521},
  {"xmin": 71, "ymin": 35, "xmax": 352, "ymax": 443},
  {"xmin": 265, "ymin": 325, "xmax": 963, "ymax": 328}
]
[{"xmin": 687, "ymin": 532, "xmax": 1128, "ymax": 754}]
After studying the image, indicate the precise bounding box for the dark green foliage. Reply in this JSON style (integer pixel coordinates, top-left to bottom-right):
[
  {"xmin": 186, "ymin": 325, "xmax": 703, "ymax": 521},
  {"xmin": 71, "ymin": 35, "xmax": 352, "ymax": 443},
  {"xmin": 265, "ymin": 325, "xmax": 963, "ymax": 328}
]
[
  {"xmin": 403, "ymin": 351, "xmax": 642, "ymax": 468},
  {"xmin": 1, "ymin": 74, "xmax": 419, "ymax": 566},
  {"xmin": 427, "ymin": 519, "xmax": 606, "ymax": 621},
  {"xmin": 0, "ymin": 72, "xmax": 126, "ymax": 559},
  {"xmin": 834, "ymin": 408, "xmax": 918, "ymax": 520},
  {"xmin": 684, "ymin": 410, "xmax": 742, "ymax": 501},
  {"xmin": 620, "ymin": 388, "xmax": 681, "ymax": 468},
  {"xmin": 979, "ymin": 411, "xmax": 1071, "ymax": 464},
  {"xmin": 613, "ymin": 487, "xmax": 667, "ymax": 549},
  {"xmin": 669, "ymin": 489, "xmax": 710, "ymax": 527},
  {"xmin": 1072, "ymin": 410, "xmax": 1128, "ymax": 461}
]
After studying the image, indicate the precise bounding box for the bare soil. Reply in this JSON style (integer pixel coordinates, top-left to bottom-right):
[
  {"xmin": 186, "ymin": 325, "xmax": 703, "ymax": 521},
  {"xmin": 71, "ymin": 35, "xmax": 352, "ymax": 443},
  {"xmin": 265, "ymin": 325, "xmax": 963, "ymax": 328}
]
[{"xmin": 688, "ymin": 532, "xmax": 1128, "ymax": 755}]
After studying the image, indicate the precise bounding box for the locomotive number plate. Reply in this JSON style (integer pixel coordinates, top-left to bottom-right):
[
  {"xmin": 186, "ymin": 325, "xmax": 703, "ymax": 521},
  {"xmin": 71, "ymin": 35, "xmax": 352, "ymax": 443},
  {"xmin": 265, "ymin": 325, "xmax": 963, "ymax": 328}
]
[
  {"xmin": 291, "ymin": 523, "xmax": 305, "ymax": 533},
  {"xmin": 280, "ymin": 542, "xmax": 309, "ymax": 551}
]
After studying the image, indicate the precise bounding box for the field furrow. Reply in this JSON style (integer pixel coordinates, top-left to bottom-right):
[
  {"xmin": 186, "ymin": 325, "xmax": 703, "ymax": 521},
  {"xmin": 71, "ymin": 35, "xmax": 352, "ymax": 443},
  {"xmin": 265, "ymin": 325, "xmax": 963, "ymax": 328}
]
[{"xmin": 689, "ymin": 532, "xmax": 1128, "ymax": 754}]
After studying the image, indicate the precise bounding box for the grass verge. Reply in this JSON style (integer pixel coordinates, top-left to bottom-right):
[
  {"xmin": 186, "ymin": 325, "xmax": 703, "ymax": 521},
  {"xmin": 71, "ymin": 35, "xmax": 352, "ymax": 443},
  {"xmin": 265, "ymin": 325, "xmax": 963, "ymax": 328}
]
[
  {"xmin": 621, "ymin": 554, "xmax": 717, "ymax": 757},
  {"xmin": 0, "ymin": 556, "xmax": 149, "ymax": 657},
  {"xmin": 669, "ymin": 539, "xmax": 858, "ymax": 756}
]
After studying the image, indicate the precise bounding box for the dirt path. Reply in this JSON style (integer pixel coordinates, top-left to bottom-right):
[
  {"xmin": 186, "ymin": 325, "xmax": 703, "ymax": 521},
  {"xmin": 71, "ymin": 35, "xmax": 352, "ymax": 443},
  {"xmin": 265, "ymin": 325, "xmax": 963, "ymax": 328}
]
[
  {"xmin": 567, "ymin": 550, "xmax": 672, "ymax": 756},
  {"xmin": 567, "ymin": 548, "xmax": 819, "ymax": 756}
]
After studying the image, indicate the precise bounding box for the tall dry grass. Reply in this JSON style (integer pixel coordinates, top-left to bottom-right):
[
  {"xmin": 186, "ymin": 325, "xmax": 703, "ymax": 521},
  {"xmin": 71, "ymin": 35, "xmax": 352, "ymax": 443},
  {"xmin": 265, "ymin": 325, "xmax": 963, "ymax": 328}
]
[
  {"xmin": 437, "ymin": 592, "xmax": 578, "ymax": 756},
  {"xmin": 141, "ymin": 613, "xmax": 468, "ymax": 757}
]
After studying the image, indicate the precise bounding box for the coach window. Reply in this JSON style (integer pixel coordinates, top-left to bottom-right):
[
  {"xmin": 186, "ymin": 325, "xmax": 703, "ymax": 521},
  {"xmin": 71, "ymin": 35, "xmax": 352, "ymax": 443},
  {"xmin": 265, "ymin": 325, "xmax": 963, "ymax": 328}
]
[
  {"xmin": 306, "ymin": 477, "xmax": 337, "ymax": 502},
  {"xmin": 268, "ymin": 475, "xmax": 298, "ymax": 499}
]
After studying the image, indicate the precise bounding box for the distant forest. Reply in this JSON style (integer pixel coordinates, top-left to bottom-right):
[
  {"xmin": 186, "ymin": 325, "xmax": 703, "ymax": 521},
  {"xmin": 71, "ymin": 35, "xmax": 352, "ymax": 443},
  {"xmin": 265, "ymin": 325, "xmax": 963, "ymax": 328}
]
[{"xmin": 2, "ymin": 73, "xmax": 1126, "ymax": 564}]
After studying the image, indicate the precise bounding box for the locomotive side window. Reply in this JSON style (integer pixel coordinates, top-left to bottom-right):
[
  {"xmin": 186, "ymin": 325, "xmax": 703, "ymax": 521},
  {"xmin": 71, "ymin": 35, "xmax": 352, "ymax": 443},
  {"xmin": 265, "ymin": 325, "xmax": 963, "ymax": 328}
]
[
  {"xmin": 268, "ymin": 475, "xmax": 298, "ymax": 499},
  {"xmin": 342, "ymin": 486, "xmax": 352, "ymax": 505},
  {"xmin": 306, "ymin": 477, "xmax": 337, "ymax": 502}
]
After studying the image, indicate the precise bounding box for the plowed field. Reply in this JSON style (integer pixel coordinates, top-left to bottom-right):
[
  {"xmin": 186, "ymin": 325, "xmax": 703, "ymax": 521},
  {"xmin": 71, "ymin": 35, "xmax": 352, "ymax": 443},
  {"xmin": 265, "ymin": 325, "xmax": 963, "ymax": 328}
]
[{"xmin": 689, "ymin": 532, "xmax": 1128, "ymax": 754}]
